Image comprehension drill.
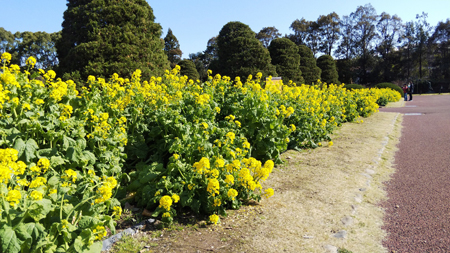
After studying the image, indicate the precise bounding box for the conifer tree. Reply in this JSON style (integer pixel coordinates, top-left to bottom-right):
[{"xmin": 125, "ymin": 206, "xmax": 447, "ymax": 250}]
[
  {"xmin": 178, "ymin": 59, "xmax": 199, "ymax": 81},
  {"xmin": 164, "ymin": 28, "xmax": 182, "ymax": 69},
  {"xmin": 268, "ymin": 38, "xmax": 303, "ymax": 85},
  {"xmin": 298, "ymin": 45, "xmax": 321, "ymax": 84},
  {"xmin": 56, "ymin": 0, "xmax": 169, "ymax": 81},
  {"xmin": 317, "ymin": 54, "xmax": 339, "ymax": 84},
  {"xmin": 214, "ymin": 21, "xmax": 276, "ymax": 79}
]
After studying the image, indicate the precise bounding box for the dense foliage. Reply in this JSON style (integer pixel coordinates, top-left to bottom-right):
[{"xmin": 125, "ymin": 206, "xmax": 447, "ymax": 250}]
[
  {"xmin": 178, "ymin": 59, "xmax": 200, "ymax": 81},
  {"xmin": 56, "ymin": 0, "xmax": 169, "ymax": 81},
  {"xmin": 268, "ymin": 38, "xmax": 304, "ymax": 85},
  {"xmin": 375, "ymin": 82, "xmax": 403, "ymax": 96},
  {"xmin": 0, "ymin": 29, "xmax": 60, "ymax": 69},
  {"xmin": 317, "ymin": 54, "xmax": 339, "ymax": 84},
  {"xmin": 213, "ymin": 22, "xmax": 276, "ymax": 79},
  {"xmin": 343, "ymin": 83, "xmax": 365, "ymax": 90},
  {"xmin": 164, "ymin": 28, "xmax": 182, "ymax": 69},
  {"xmin": 298, "ymin": 45, "xmax": 321, "ymax": 85}
]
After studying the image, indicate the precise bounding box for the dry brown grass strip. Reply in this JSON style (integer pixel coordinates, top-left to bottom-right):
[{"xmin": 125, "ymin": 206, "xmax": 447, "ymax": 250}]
[{"xmin": 236, "ymin": 111, "xmax": 403, "ymax": 253}]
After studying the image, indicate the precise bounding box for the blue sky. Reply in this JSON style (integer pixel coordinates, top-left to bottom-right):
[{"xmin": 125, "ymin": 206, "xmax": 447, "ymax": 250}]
[{"xmin": 1, "ymin": 0, "xmax": 449, "ymax": 58}]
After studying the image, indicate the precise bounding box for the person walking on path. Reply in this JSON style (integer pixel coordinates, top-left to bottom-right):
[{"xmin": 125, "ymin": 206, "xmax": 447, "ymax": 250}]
[
  {"xmin": 402, "ymin": 84, "xmax": 408, "ymax": 101},
  {"xmin": 407, "ymin": 82, "xmax": 414, "ymax": 101}
]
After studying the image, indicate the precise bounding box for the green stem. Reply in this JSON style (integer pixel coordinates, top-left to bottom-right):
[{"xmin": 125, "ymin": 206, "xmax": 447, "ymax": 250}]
[
  {"xmin": 0, "ymin": 188, "xmax": 12, "ymax": 227},
  {"xmin": 13, "ymin": 210, "xmax": 28, "ymax": 229},
  {"xmin": 59, "ymin": 194, "xmax": 64, "ymax": 220},
  {"xmin": 66, "ymin": 195, "xmax": 96, "ymax": 221}
]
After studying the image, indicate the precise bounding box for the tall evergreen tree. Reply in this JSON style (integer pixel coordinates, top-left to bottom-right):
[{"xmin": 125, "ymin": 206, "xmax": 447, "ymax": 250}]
[
  {"xmin": 317, "ymin": 54, "xmax": 339, "ymax": 84},
  {"xmin": 298, "ymin": 45, "xmax": 321, "ymax": 85},
  {"xmin": 178, "ymin": 59, "xmax": 200, "ymax": 81},
  {"xmin": 214, "ymin": 21, "xmax": 276, "ymax": 79},
  {"xmin": 268, "ymin": 38, "xmax": 303, "ymax": 84},
  {"xmin": 56, "ymin": 0, "xmax": 169, "ymax": 81},
  {"xmin": 188, "ymin": 52, "xmax": 208, "ymax": 81},
  {"xmin": 164, "ymin": 28, "xmax": 182, "ymax": 69}
]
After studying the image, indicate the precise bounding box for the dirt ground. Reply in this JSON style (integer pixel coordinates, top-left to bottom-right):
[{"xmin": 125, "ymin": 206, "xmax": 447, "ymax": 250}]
[{"xmin": 109, "ymin": 106, "xmax": 403, "ymax": 253}]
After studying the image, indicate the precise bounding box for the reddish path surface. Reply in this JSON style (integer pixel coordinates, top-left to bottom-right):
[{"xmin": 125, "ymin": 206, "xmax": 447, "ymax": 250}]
[{"xmin": 379, "ymin": 95, "xmax": 450, "ymax": 252}]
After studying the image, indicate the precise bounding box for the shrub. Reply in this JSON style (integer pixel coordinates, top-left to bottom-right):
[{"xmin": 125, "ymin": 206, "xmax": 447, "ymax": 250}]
[
  {"xmin": 268, "ymin": 38, "xmax": 304, "ymax": 85},
  {"xmin": 178, "ymin": 59, "xmax": 200, "ymax": 81},
  {"xmin": 343, "ymin": 83, "xmax": 365, "ymax": 90},
  {"xmin": 316, "ymin": 55, "xmax": 339, "ymax": 85},
  {"xmin": 375, "ymin": 82, "xmax": 403, "ymax": 96}
]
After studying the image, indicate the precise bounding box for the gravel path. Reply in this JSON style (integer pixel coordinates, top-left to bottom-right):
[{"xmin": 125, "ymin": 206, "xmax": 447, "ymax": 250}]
[{"xmin": 379, "ymin": 95, "xmax": 450, "ymax": 252}]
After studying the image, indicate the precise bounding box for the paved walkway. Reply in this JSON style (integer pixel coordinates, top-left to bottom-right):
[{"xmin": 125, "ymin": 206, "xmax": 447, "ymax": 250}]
[{"xmin": 379, "ymin": 95, "xmax": 450, "ymax": 252}]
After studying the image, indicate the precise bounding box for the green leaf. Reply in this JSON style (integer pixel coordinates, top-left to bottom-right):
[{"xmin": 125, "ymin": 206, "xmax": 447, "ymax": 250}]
[
  {"xmin": 13, "ymin": 138, "xmax": 26, "ymax": 158},
  {"xmin": 66, "ymin": 147, "xmax": 82, "ymax": 163},
  {"xmin": 23, "ymin": 222, "xmax": 46, "ymax": 243},
  {"xmin": 78, "ymin": 216, "xmax": 100, "ymax": 229},
  {"xmin": 47, "ymin": 175, "xmax": 60, "ymax": 187},
  {"xmin": 81, "ymin": 151, "xmax": 96, "ymax": 165},
  {"xmin": 14, "ymin": 222, "xmax": 45, "ymax": 252},
  {"xmin": 0, "ymin": 226, "xmax": 22, "ymax": 253},
  {"xmin": 76, "ymin": 138, "xmax": 87, "ymax": 150},
  {"xmin": 50, "ymin": 156, "xmax": 66, "ymax": 167},
  {"xmin": 15, "ymin": 138, "xmax": 39, "ymax": 163},
  {"xmin": 63, "ymin": 136, "xmax": 77, "ymax": 151},
  {"xmin": 84, "ymin": 241, "xmax": 102, "ymax": 253},
  {"xmin": 103, "ymin": 216, "xmax": 116, "ymax": 235},
  {"xmin": 28, "ymin": 199, "xmax": 53, "ymax": 222},
  {"xmin": 36, "ymin": 148, "xmax": 58, "ymax": 157}
]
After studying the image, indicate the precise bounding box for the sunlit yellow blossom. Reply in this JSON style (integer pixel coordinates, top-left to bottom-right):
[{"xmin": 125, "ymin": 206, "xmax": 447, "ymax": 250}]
[
  {"xmin": 209, "ymin": 168, "xmax": 220, "ymax": 178},
  {"xmin": 172, "ymin": 194, "xmax": 180, "ymax": 203},
  {"xmin": 112, "ymin": 206, "xmax": 122, "ymax": 220},
  {"xmin": 207, "ymin": 178, "xmax": 220, "ymax": 196},
  {"xmin": 37, "ymin": 157, "xmax": 50, "ymax": 171},
  {"xmin": 29, "ymin": 177, "xmax": 47, "ymax": 188},
  {"xmin": 209, "ymin": 214, "xmax": 219, "ymax": 225},
  {"xmin": 30, "ymin": 190, "xmax": 43, "ymax": 200},
  {"xmin": 26, "ymin": 56, "xmax": 36, "ymax": 67},
  {"xmin": 159, "ymin": 195, "xmax": 173, "ymax": 211},
  {"xmin": 17, "ymin": 178, "xmax": 29, "ymax": 187},
  {"xmin": 225, "ymin": 132, "xmax": 235, "ymax": 143},
  {"xmin": 225, "ymin": 175, "xmax": 234, "ymax": 185},
  {"xmin": 62, "ymin": 169, "xmax": 77, "ymax": 183},
  {"xmin": 193, "ymin": 157, "xmax": 210, "ymax": 174},
  {"xmin": 264, "ymin": 188, "xmax": 274, "ymax": 198},
  {"xmin": 93, "ymin": 225, "xmax": 107, "ymax": 241},
  {"xmin": 227, "ymin": 188, "xmax": 238, "ymax": 200},
  {"xmin": 22, "ymin": 103, "xmax": 31, "ymax": 111},
  {"xmin": 6, "ymin": 189, "xmax": 21, "ymax": 207},
  {"xmin": 213, "ymin": 198, "xmax": 221, "ymax": 207},
  {"xmin": 30, "ymin": 165, "xmax": 41, "ymax": 174},
  {"xmin": 1, "ymin": 52, "xmax": 12, "ymax": 63},
  {"xmin": 214, "ymin": 158, "xmax": 225, "ymax": 168}
]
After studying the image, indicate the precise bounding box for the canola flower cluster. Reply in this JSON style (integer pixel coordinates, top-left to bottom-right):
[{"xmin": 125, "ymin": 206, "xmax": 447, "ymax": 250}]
[{"xmin": 1, "ymin": 52, "xmax": 400, "ymax": 234}]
